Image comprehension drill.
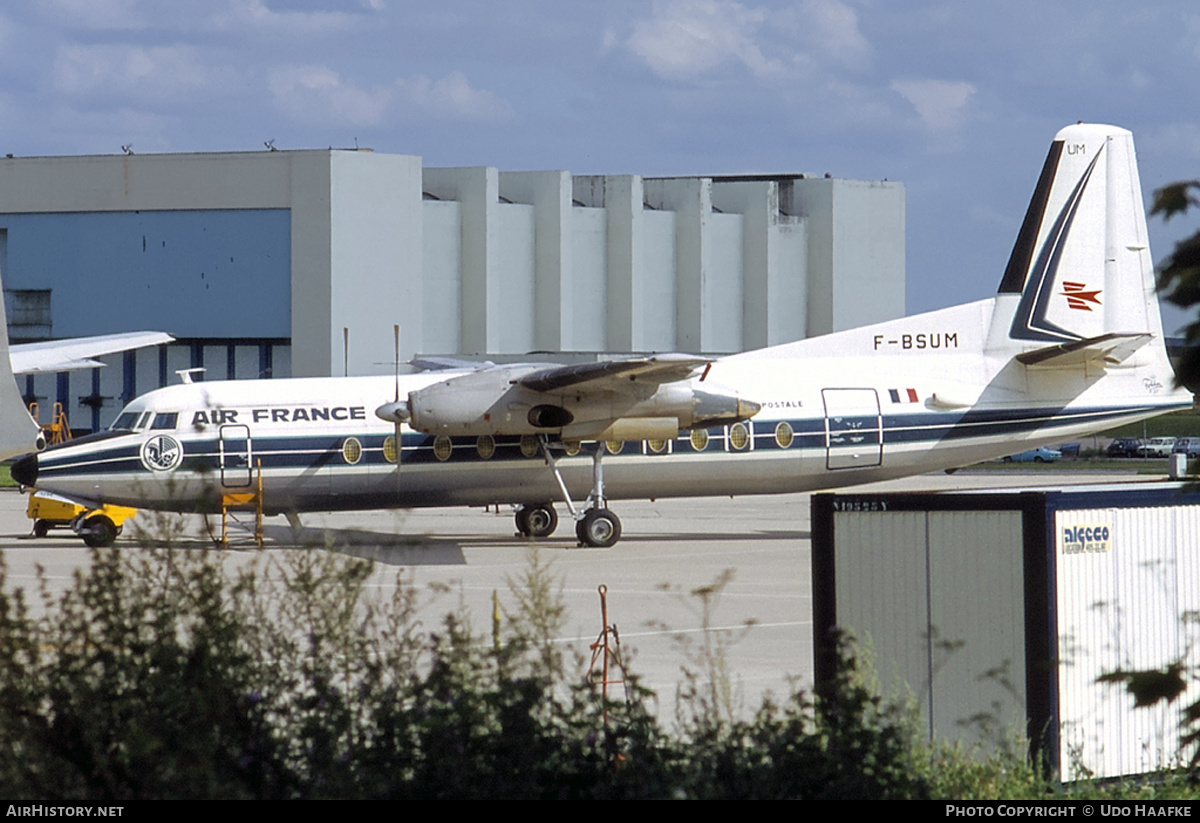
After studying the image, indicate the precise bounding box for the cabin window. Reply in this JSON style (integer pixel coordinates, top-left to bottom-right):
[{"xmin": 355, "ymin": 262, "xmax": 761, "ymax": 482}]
[
  {"xmin": 520, "ymin": 435, "xmax": 539, "ymax": 458},
  {"xmin": 476, "ymin": 435, "xmax": 495, "ymax": 460},
  {"xmin": 564, "ymin": 441, "xmax": 581, "ymax": 456},
  {"xmin": 605, "ymin": 440, "xmax": 624, "ymax": 455},
  {"xmin": 646, "ymin": 438, "xmax": 668, "ymax": 454},
  {"xmin": 383, "ymin": 435, "xmax": 398, "ymax": 463},
  {"xmin": 690, "ymin": 429, "xmax": 709, "ymax": 451},
  {"xmin": 775, "ymin": 421, "xmax": 794, "ymax": 449},
  {"xmin": 151, "ymin": 413, "xmax": 178, "ymax": 430},
  {"xmin": 342, "ymin": 437, "xmax": 362, "ymax": 464},
  {"xmin": 110, "ymin": 412, "xmax": 138, "ymax": 431},
  {"xmin": 433, "ymin": 436, "xmax": 453, "ymax": 461},
  {"xmin": 729, "ymin": 422, "xmax": 749, "ymax": 451}
]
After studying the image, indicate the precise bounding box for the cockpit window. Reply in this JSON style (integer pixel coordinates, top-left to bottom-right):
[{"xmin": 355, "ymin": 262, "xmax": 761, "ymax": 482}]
[
  {"xmin": 110, "ymin": 412, "xmax": 139, "ymax": 431},
  {"xmin": 150, "ymin": 413, "xmax": 178, "ymax": 430},
  {"xmin": 136, "ymin": 412, "xmax": 153, "ymax": 430}
]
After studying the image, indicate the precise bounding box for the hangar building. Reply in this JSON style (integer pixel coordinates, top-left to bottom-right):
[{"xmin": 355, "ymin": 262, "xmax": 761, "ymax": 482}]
[{"xmin": 0, "ymin": 148, "xmax": 904, "ymax": 432}]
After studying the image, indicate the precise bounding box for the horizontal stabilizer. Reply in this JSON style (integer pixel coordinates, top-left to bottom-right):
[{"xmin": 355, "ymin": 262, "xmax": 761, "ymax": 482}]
[
  {"xmin": 1014, "ymin": 332, "xmax": 1151, "ymax": 367},
  {"xmin": 519, "ymin": 354, "xmax": 709, "ymax": 393}
]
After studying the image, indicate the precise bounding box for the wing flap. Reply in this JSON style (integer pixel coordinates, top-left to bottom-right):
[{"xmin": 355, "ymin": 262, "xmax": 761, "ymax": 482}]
[{"xmin": 518, "ymin": 353, "xmax": 709, "ymax": 393}]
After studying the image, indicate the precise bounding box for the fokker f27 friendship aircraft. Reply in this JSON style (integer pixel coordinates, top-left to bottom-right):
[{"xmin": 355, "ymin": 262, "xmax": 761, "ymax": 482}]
[{"xmin": 11, "ymin": 124, "xmax": 1193, "ymax": 548}]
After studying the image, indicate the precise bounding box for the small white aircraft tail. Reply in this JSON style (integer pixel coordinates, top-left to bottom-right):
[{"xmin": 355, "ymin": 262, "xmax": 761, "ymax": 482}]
[
  {"xmin": 0, "ymin": 297, "xmax": 41, "ymax": 461},
  {"xmin": 988, "ymin": 123, "xmax": 1165, "ymax": 356}
]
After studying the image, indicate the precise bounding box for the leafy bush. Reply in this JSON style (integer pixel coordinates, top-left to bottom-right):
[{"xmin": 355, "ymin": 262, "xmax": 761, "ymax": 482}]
[
  {"xmin": 0, "ymin": 547, "xmax": 931, "ymax": 800},
  {"xmin": 4, "ymin": 545, "xmax": 1193, "ymax": 799}
]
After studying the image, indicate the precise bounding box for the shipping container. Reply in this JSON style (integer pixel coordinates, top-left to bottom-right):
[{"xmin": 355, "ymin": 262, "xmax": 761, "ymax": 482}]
[{"xmin": 811, "ymin": 482, "xmax": 1200, "ymax": 779}]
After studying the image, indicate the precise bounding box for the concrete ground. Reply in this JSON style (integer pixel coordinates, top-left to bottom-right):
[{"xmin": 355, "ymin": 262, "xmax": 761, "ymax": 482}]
[{"xmin": 0, "ymin": 468, "xmax": 1157, "ymax": 720}]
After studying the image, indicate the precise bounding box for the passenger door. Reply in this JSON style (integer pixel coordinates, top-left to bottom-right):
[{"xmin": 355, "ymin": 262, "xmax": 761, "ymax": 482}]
[
  {"xmin": 822, "ymin": 388, "xmax": 882, "ymax": 470},
  {"xmin": 219, "ymin": 424, "xmax": 252, "ymax": 488}
]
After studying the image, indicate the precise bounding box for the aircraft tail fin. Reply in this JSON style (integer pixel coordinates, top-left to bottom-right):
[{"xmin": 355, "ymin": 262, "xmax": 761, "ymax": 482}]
[
  {"xmin": 0, "ymin": 295, "xmax": 41, "ymax": 461},
  {"xmin": 990, "ymin": 124, "xmax": 1165, "ymax": 351}
]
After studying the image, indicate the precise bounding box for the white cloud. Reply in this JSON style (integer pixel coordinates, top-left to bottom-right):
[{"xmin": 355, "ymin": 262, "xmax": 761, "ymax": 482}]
[
  {"xmin": 795, "ymin": 0, "xmax": 870, "ymax": 71},
  {"xmin": 218, "ymin": 0, "xmax": 361, "ymax": 36},
  {"xmin": 396, "ymin": 71, "xmax": 513, "ymax": 121},
  {"xmin": 269, "ymin": 65, "xmax": 512, "ymax": 126},
  {"xmin": 0, "ymin": 12, "xmax": 16, "ymax": 48},
  {"xmin": 46, "ymin": 105, "xmax": 178, "ymax": 154},
  {"xmin": 891, "ymin": 78, "xmax": 976, "ymax": 130},
  {"xmin": 53, "ymin": 44, "xmax": 235, "ymax": 101},
  {"xmin": 1187, "ymin": 14, "xmax": 1200, "ymax": 61},
  {"xmin": 625, "ymin": 0, "xmax": 783, "ymax": 79},
  {"xmin": 37, "ymin": 0, "xmax": 146, "ymax": 30},
  {"xmin": 268, "ymin": 65, "xmax": 392, "ymax": 126}
]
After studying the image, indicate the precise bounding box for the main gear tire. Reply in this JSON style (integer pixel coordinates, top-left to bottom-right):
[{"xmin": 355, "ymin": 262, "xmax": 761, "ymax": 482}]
[
  {"xmin": 578, "ymin": 508, "xmax": 621, "ymax": 548},
  {"xmin": 516, "ymin": 504, "xmax": 558, "ymax": 538}
]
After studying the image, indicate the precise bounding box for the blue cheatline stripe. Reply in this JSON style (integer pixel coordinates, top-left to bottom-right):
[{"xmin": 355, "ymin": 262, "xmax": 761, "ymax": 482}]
[{"xmin": 32, "ymin": 401, "xmax": 1184, "ymax": 480}]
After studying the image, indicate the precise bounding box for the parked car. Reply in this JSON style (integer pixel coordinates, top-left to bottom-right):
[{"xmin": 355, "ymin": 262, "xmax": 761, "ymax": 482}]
[
  {"xmin": 1172, "ymin": 437, "xmax": 1200, "ymax": 457},
  {"xmin": 1004, "ymin": 447, "xmax": 1062, "ymax": 463},
  {"xmin": 1107, "ymin": 437, "xmax": 1144, "ymax": 458},
  {"xmin": 1138, "ymin": 437, "xmax": 1177, "ymax": 458},
  {"xmin": 1059, "ymin": 443, "xmax": 1081, "ymax": 457}
]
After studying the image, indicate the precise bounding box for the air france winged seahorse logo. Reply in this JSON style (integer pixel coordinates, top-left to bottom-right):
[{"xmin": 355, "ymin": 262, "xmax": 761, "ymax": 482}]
[
  {"xmin": 1061, "ymin": 281, "xmax": 1102, "ymax": 311},
  {"xmin": 141, "ymin": 434, "xmax": 183, "ymax": 471}
]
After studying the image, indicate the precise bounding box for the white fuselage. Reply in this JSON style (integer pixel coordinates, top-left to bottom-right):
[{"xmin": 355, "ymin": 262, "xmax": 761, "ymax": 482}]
[{"xmin": 27, "ymin": 297, "xmax": 1189, "ymax": 515}]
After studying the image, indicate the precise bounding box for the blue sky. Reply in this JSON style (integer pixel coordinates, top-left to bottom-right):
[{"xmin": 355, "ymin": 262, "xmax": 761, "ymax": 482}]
[{"xmin": 5, "ymin": 0, "xmax": 1200, "ymax": 334}]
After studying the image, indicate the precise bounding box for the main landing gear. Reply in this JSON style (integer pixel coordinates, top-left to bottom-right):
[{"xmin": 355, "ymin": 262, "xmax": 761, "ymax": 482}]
[
  {"xmin": 515, "ymin": 503, "xmax": 558, "ymax": 539},
  {"xmin": 512, "ymin": 438, "xmax": 623, "ymax": 548}
]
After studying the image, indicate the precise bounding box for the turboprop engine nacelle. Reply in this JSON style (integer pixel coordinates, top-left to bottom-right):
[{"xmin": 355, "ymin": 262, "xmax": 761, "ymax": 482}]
[{"xmin": 377, "ymin": 374, "xmax": 760, "ymax": 439}]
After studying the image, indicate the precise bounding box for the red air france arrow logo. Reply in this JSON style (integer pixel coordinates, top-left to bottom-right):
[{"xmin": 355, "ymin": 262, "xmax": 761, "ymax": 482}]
[{"xmin": 1061, "ymin": 281, "xmax": 1102, "ymax": 311}]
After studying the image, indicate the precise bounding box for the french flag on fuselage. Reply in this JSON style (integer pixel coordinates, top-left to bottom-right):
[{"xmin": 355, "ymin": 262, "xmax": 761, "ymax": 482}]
[{"xmin": 889, "ymin": 388, "xmax": 919, "ymax": 403}]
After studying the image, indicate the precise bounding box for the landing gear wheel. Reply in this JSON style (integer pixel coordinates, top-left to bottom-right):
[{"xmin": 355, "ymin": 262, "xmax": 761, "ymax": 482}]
[
  {"xmin": 577, "ymin": 508, "xmax": 621, "ymax": 548},
  {"xmin": 81, "ymin": 515, "xmax": 118, "ymax": 548},
  {"xmin": 33, "ymin": 519, "xmax": 49, "ymax": 538},
  {"xmin": 516, "ymin": 504, "xmax": 559, "ymax": 538}
]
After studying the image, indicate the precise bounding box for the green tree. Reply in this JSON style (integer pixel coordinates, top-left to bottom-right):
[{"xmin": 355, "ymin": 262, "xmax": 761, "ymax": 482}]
[{"xmin": 1154, "ymin": 180, "xmax": 1200, "ymax": 390}]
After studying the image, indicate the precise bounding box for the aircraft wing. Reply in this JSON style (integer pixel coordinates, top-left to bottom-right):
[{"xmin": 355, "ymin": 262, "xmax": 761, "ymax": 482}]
[
  {"xmin": 385, "ymin": 352, "xmax": 756, "ymax": 441},
  {"xmin": 518, "ymin": 354, "xmax": 710, "ymax": 392},
  {"xmin": 10, "ymin": 331, "xmax": 174, "ymax": 375}
]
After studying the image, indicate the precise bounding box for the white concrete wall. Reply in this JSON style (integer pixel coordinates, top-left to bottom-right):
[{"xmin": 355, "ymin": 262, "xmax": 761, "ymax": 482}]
[
  {"xmin": 423, "ymin": 166, "xmax": 500, "ymax": 355},
  {"xmin": 710, "ymin": 180, "xmax": 808, "ymax": 348},
  {"xmin": 785, "ymin": 178, "xmax": 905, "ymax": 336},
  {"xmin": 316, "ymin": 151, "xmax": 423, "ymax": 377},
  {"xmin": 569, "ymin": 206, "xmax": 608, "ymax": 351},
  {"xmin": 421, "ymin": 200, "xmax": 462, "ymax": 355}
]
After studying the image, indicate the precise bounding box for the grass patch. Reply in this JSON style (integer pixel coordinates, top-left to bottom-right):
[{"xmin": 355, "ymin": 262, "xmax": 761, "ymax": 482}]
[
  {"xmin": 968, "ymin": 457, "xmax": 1167, "ymax": 472},
  {"xmin": 1101, "ymin": 407, "xmax": 1200, "ymax": 439}
]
